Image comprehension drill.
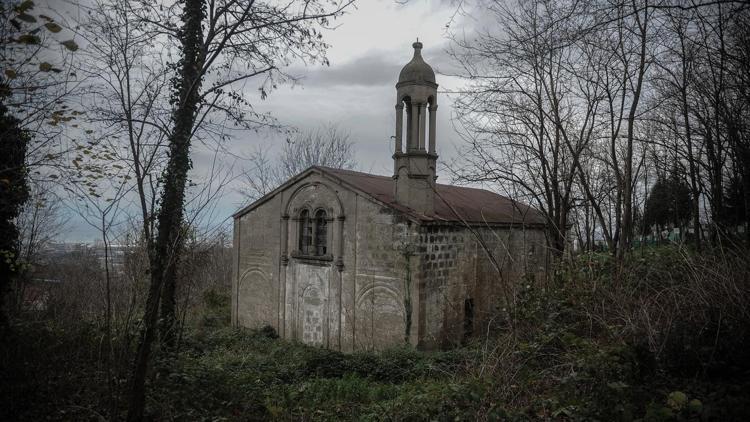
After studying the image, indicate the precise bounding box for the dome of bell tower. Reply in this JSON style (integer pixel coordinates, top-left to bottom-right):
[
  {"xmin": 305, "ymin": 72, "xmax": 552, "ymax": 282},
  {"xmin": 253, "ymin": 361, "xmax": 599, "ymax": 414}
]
[{"xmin": 398, "ymin": 41, "xmax": 436, "ymax": 84}]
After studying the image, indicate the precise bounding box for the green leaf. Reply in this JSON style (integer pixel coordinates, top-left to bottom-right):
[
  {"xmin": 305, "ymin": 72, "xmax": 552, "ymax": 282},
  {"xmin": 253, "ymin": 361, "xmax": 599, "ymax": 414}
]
[
  {"xmin": 18, "ymin": 34, "xmax": 40, "ymax": 44},
  {"xmin": 39, "ymin": 62, "xmax": 51, "ymax": 72},
  {"xmin": 61, "ymin": 39, "xmax": 78, "ymax": 51},
  {"xmin": 44, "ymin": 22, "xmax": 62, "ymax": 33},
  {"xmin": 4, "ymin": 69, "xmax": 17, "ymax": 79},
  {"xmin": 667, "ymin": 391, "xmax": 688, "ymax": 411},
  {"xmin": 688, "ymin": 399, "xmax": 702, "ymax": 414},
  {"xmin": 606, "ymin": 381, "xmax": 628, "ymax": 390},
  {"xmin": 17, "ymin": 13, "xmax": 36, "ymax": 23},
  {"xmin": 15, "ymin": 0, "xmax": 34, "ymax": 13}
]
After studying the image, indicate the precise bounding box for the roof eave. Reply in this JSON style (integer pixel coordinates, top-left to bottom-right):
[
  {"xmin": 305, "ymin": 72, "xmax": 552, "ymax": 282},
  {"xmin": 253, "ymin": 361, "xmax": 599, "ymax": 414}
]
[
  {"xmin": 233, "ymin": 166, "xmax": 549, "ymax": 228},
  {"xmin": 420, "ymin": 219, "xmax": 548, "ymax": 229},
  {"xmin": 232, "ymin": 166, "xmax": 424, "ymax": 224}
]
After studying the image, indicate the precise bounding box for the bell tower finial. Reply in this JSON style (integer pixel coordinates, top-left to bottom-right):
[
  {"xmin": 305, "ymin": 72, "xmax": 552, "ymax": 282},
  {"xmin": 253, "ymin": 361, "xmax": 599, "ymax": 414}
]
[{"xmin": 392, "ymin": 41, "xmax": 438, "ymax": 215}]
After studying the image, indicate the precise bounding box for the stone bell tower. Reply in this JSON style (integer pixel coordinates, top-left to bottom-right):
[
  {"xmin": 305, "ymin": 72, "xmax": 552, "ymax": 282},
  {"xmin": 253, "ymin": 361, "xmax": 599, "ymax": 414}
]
[{"xmin": 393, "ymin": 41, "xmax": 438, "ymax": 215}]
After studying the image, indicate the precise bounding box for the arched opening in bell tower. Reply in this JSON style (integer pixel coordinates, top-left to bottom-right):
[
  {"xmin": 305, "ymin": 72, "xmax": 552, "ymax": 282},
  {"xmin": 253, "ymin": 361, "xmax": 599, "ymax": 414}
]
[
  {"xmin": 401, "ymin": 96, "xmax": 412, "ymax": 153},
  {"xmin": 397, "ymin": 96, "xmax": 433, "ymax": 154},
  {"xmin": 427, "ymin": 95, "xmax": 436, "ymax": 154}
]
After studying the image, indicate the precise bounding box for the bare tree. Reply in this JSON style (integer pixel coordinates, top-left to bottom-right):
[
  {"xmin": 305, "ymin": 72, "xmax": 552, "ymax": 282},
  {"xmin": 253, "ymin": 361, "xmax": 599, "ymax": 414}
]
[
  {"xmin": 242, "ymin": 123, "xmax": 357, "ymax": 201},
  {"xmin": 1, "ymin": 0, "xmax": 79, "ymax": 323},
  {"xmin": 65, "ymin": 147, "xmax": 133, "ymax": 417},
  {"xmin": 75, "ymin": 0, "xmax": 237, "ymax": 351},
  {"xmin": 10, "ymin": 182, "xmax": 66, "ymax": 314},
  {"xmin": 651, "ymin": 2, "xmax": 750, "ymax": 244},
  {"xmin": 449, "ymin": 0, "xmax": 662, "ymax": 259},
  {"xmin": 652, "ymin": 5, "xmax": 703, "ymax": 249},
  {"xmin": 448, "ymin": 0, "xmax": 603, "ymax": 256},
  {"xmin": 1, "ymin": 0, "xmax": 82, "ymax": 178},
  {"xmin": 729, "ymin": 7, "xmax": 750, "ymax": 242},
  {"xmin": 241, "ymin": 145, "xmax": 278, "ymax": 200},
  {"xmin": 16, "ymin": 182, "xmax": 66, "ymax": 265},
  {"xmin": 76, "ymin": 0, "xmax": 172, "ymax": 248},
  {"xmin": 278, "ymin": 123, "xmax": 356, "ymax": 179},
  {"xmin": 124, "ymin": 1, "xmax": 355, "ymax": 419}
]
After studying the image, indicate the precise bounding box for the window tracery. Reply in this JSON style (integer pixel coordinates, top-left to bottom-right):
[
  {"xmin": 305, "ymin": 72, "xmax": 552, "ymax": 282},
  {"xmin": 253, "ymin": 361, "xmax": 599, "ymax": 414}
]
[
  {"xmin": 299, "ymin": 209, "xmax": 312, "ymax": 255},
  {"xmin": 315, "ymin": 210, "xmax": 327, "ymax": 256},
  {"xmin": 297, "ymin": 208, "xmax": 329, "ymax": 258}
]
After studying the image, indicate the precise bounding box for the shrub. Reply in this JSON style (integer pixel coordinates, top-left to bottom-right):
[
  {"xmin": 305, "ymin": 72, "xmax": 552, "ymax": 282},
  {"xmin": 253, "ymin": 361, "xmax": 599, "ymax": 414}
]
[
  {"xmin": 3, "ymin": 245, "xmax": 749, "ymax": 420},
  {"xmin": 552, "ymin": 246, "xmax": 750, "ymax": 377},
  {"xmin": 199, "ymin": 289, "xmax": 230, "ymax": 328},
  {"xmin": 259, "ymin": 324, "xmax": 279, "ymax": 339}
]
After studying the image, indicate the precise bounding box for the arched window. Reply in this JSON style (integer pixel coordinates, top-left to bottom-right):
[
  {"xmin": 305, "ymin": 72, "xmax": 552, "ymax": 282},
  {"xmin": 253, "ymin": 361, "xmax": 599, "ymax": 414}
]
[
  {"xmin": 314, "ymin": 210, "xmax": 328, "ymax": 256},
  {"xmin": 299, "ymin": 209, "xmax": 312, "ymax": 255}
]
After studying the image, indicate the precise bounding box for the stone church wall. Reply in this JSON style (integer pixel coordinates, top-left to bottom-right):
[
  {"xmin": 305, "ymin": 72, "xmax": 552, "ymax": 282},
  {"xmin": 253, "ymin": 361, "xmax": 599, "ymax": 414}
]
[
  {"xmin": 232, "ymin": 173, "xmax": 421, "ymax": 352},
  {"xmin": 232, "ymin": 169, "xmax": 549, "ymax": 351},
  {"xmin": 232, "ymin": 194, "xmax": 282, "ymax": 330},
  {"xmin": 234, "ymin": 42, "xmax": 550, "ymax": 351},
  {"xmin": 415, "ymin": 224, "xmax": 548, "ymax": 348},
  {"xmin": 345, "ymin": 197, "xmax": 420, "ymax": 351}
]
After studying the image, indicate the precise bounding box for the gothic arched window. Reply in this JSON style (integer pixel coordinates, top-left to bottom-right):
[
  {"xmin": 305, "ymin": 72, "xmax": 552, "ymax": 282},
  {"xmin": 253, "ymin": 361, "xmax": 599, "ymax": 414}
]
[
  {"xmin": 314, "ymin": 210, "xmax": 328, "ymax": 256},
  {"xmin": 299, "ymin": 209, "xmax": 312, "ymax": 255}
]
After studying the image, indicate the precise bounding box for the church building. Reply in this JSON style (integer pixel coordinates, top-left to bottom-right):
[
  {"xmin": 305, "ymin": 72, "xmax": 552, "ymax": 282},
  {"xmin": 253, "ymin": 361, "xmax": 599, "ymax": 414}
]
[{"xmin": 232, "ymin": 42, "xmax": 549, "ymax": 351}]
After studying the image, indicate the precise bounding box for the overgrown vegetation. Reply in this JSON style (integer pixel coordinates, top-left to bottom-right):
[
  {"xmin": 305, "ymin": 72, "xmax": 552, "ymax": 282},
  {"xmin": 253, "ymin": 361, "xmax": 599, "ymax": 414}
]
[
  {"xmin": 2, "ymin": 0, "xmax": 749, "ymax": 419},
  {"xmin": 3, "ymin": 245, "xmax": 748, "ymax": 420}
]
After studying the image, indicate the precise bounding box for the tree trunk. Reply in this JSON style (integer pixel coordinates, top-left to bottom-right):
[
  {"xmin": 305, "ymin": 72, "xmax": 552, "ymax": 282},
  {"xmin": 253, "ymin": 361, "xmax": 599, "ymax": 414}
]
[
  {"xmin": 678, "ymin": 34, "xmax": 702, "ymax": 250},
  {"xmin": 159, "ymin": 246, "xmax": 180, "ymax": 350},
  {"xmin": 619, "ymin": 0, "xmax": 648, "ymax": 260},
  {"xmin": 125, "ymin": 0, "xmax": 205, "ymax": 419},
  {"xmin": 742, "ymin": 145, "xmax": 750, "ymax": 245}
]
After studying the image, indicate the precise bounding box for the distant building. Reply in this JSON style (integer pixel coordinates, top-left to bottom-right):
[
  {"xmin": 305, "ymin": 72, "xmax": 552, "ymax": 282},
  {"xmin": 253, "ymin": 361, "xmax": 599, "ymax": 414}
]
[
  {"xmin": 232, "ymin": 42, "xmax": 549, "ymax": 351},
  {"xmin": 91, "ymin": 241, "xmax": 131, "ymax": 271}
]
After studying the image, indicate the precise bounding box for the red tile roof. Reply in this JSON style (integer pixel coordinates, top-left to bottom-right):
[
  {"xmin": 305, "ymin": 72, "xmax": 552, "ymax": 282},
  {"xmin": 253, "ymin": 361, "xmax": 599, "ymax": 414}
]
[{"xmin": 317, "ymin": 166, "xmax": 546, "ymax": 226}]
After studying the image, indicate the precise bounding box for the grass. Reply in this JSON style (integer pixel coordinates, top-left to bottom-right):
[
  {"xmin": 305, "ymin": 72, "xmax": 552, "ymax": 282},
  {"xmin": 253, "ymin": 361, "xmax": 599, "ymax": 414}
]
[{"xmin": 149, "ymin": 327, "xmax": 483, "ymax": 420}]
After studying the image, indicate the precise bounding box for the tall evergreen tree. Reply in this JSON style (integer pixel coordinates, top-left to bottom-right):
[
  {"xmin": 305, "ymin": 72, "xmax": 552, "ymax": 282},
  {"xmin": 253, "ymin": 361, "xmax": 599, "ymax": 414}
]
[
  {"xmin": 644, "ymin": 166, "xmax": 692, "ymax": 239},
  {"xmin": 0, "ymin": 95, "xmax": 29, "ymax": 326}
]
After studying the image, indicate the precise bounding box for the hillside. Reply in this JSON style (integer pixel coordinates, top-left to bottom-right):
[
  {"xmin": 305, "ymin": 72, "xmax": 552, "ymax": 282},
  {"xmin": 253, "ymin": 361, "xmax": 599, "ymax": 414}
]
[{"xmin": 3, "ymin": 246, "xmax": 749, "ymax": 421}]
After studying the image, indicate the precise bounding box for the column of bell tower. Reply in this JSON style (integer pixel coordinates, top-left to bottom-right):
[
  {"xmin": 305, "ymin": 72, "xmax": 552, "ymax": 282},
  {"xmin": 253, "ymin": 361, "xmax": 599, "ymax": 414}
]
[{"xmin": 393, "ymin": 41, "xmax": 438, "ymax": 215}]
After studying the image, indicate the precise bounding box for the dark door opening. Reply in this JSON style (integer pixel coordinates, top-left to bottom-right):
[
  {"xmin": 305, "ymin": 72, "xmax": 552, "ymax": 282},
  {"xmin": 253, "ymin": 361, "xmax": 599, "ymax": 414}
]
[{"xmin": 463, "ymin": 298, "xmax": 474, "ymax": 343}]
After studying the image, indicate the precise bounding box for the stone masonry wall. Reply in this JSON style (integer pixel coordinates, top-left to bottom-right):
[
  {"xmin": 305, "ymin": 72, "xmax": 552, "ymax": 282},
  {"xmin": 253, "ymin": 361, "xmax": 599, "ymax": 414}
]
[
  {"xmin": 233, "ymin": 171, "xmax": 421, "ymax": 352},
  {"xmin": 232, "ymin": 194, "xmax": 282, "ymax": 331},
  {"xmin": 232, "ymin": 169, "xmax": 549, "ymax": 351},
  {"xmin": 416, "ymin": 224, "xmax": 548, "ymax": 349}
]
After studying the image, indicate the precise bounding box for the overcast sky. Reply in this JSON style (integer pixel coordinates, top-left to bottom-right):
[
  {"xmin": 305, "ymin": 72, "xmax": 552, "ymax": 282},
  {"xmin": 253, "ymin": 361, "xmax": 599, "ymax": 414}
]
[
  {"xmin": 244, "ymin": 0, "xmax": 466, "ymax": 173},
  {"xmin": 60, "ymin": 0, "xmax": 476, "ymax": 242}
]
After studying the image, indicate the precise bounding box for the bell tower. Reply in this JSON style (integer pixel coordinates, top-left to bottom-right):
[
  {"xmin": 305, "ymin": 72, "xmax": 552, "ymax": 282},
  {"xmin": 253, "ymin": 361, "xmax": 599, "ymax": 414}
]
[{"xmin": 393, "ymin": 41, "xmax": 438, "ymax": 215}]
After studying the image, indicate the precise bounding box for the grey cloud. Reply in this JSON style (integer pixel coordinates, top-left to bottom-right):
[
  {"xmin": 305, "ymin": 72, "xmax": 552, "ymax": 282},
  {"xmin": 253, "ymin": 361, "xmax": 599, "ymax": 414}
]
[
  {"xmin": 289, "ymin": 51, "xmax": 403, "ymax": 88},
  {"xmin": 288, "ymin": 41, "xmax": 461, "ymax": 90}
]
